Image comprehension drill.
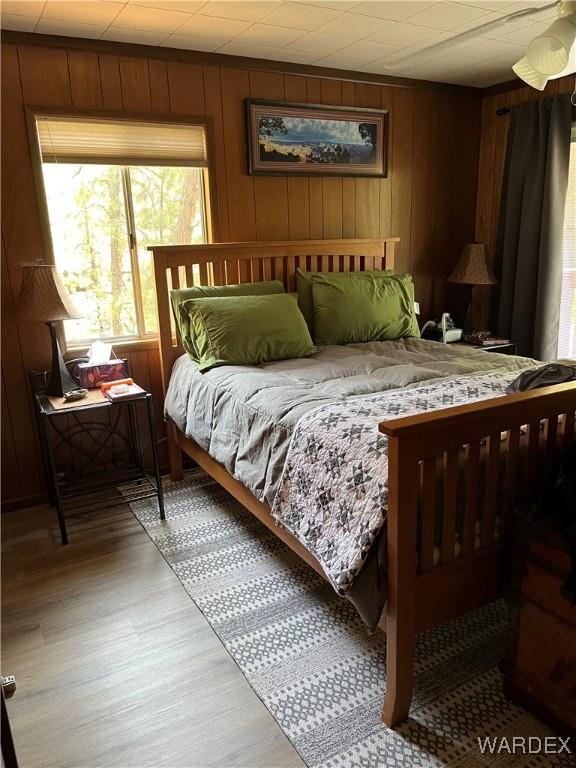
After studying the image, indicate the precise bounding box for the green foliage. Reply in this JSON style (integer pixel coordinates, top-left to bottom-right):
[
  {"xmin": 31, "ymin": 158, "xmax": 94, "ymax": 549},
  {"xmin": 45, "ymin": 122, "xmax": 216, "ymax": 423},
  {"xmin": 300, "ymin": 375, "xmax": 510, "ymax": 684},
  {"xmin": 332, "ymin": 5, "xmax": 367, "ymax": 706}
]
[
  {"xmin": 130, "ymin": 166, "xmax": 204, "ymax": 334},
  {"xmin": 358, "ymin": 123, "xmax": 376, "ymax": 146},
  {"xmin": 43, "ymin": 163, "xmax": 206, "ymax": 342},
  {"xmin": 258, "ymin": 116, "xmax": 287, "ymax": 139}
]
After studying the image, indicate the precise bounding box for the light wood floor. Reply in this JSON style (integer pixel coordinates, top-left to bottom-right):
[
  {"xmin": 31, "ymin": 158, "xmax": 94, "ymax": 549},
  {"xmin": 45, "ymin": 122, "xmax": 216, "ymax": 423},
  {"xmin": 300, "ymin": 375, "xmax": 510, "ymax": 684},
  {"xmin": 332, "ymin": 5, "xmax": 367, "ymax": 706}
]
[{"xmin": 1, "ymin": 501, "xmax": 304, "ymax": 768}]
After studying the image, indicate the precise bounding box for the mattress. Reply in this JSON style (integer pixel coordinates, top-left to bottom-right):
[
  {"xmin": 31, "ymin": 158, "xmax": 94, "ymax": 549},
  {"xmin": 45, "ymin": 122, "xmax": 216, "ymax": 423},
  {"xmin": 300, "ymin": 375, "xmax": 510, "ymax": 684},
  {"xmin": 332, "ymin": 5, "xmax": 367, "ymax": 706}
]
[
  {"xmin": 165, "ymin": 339, "xmax": 537, "ymax": 628},
  {"xmin": 165, "ymin": 338, "xmax": 535, "ymax": 507}
]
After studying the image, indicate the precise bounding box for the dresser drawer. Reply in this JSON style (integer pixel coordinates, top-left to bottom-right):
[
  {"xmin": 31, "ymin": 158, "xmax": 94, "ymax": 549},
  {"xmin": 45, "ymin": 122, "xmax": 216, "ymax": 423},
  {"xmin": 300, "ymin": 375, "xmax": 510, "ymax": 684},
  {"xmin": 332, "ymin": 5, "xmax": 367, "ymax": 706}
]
[
  {"xmin": 514, "ymin": 600, "xmax": 576, "ymax": 729},
  {"xmin": 522, "ymin": 561, "xmax": 576, "ymax": 629}
]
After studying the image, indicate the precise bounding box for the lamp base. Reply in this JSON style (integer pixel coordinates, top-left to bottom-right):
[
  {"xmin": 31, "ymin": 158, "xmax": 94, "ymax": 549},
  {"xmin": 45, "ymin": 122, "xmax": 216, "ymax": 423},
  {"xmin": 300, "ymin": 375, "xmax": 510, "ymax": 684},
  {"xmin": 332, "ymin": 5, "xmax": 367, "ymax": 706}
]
[{"xmin": 45, "ymin": 322, "xmax": 78, "ymax": 397}]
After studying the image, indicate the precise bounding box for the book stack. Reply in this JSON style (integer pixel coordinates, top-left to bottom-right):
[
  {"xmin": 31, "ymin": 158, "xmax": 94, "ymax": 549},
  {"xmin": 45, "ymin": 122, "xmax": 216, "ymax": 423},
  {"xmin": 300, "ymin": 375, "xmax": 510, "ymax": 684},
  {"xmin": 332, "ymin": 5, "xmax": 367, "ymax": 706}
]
[
  {"xmin": 476, "ymin": 337, "xmax": 511, "ymax": 346},
  {"xmin": 463, "ymin": 333, "xmax": 511, "ymax": 346},
  {"xmin": 101, "ymin": 378, "xmax": 145, "ymax": 402}
]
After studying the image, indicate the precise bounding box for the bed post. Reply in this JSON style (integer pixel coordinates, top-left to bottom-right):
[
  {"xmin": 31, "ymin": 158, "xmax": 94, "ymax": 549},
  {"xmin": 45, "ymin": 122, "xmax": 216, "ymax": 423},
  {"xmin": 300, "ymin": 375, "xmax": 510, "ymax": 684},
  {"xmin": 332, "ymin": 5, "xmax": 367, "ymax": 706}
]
[
  {"xmin": 384, "ymin": 240, "xmax": 395, "ymax": 272},
  {"xmin": 152, "ymin": 246, "xmax": 184, "ymax": 481},
  {"xmin": 167, "ymin": 423, "xmax": 183, "ymax": 481},
  {"xmin": 380, "ymin": 432, "xmax": 419, "ymax": 728}
]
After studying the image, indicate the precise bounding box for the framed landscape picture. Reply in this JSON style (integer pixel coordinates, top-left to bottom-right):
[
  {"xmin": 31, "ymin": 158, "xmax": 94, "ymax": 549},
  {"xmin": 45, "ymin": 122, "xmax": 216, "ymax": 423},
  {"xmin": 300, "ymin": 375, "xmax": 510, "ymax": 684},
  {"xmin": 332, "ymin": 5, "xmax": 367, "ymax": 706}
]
[{"xmin": 246, "ymin": 99, "xmax": 388, "ymax": 177}]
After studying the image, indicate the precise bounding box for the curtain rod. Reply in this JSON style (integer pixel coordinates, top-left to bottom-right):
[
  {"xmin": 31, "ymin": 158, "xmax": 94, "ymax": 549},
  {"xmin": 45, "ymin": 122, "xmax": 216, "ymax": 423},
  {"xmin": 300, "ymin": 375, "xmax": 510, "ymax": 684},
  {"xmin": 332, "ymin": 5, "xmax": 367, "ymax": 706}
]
[{"xmin": 497, "ymin": 96, "xmax": 576, "ymax": 115}]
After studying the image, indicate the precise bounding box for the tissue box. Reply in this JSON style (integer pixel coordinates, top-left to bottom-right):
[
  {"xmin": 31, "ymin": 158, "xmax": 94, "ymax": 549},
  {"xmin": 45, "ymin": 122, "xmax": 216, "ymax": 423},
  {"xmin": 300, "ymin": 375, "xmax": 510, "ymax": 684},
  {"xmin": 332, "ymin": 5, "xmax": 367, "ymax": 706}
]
[{"xmin": 78, "ymin": 359, "xmax": 129, "ymax": 389}]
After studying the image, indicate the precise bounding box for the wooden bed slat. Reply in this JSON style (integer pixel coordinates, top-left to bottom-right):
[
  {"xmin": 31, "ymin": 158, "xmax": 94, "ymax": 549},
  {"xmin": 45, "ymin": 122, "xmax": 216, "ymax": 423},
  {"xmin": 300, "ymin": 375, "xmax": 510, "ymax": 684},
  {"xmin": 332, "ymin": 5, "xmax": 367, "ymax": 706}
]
[
  {"xmin": 308, "ymin": 254, "xmax": 319, "ymax": 272},
  {"xmin": 502, "ymin": 428, "xmax": 520, "ymax": 539},
  {"xmin": 463, "ymin": 441, "xmax": 480, "ymax": 557},
  {"xmin": 239, "ymin": 259, "xmax": 251, "ymax": 283},
  {"xmin": 286, "ymin": 256, "xmax": 296, "ymax": 291},
  {"xmin": 524, "ymin": 420, "xmax": 541, "ymax": 503},
  {"xmin": 563, "ymin": 410, "xmax": 575, "ymax": 446},
  {"xmin": 225, "ymin": 260, "xmax": 240, "ymax": 285},
  {"xmin": 262, "ymin": 257, "xmax": 272, "ymax": 281},
  {"xmin": 544, "ymin": 414, "xmax": 558, "ymax": 486},
  {"xmin": 419, "ymin": 457, "xmax": 436, "ymax": 573},
  {"xmin": 272, "ymin": 256, "xmax": 283, "ymax": 282},
  {"xmin": 481, "ymin": 433, "xmax": 500, "ymax": 548},
  {"xmin": 440, "ymin": 450, "xmax": 458, "ymax": 565},
  {"xmin": 212, "ymin": 260, "xmax": 224, "ymax": 285},
  {"xmin": 250, "ymin": 258, "xmax": 262, "ymax": 282}
]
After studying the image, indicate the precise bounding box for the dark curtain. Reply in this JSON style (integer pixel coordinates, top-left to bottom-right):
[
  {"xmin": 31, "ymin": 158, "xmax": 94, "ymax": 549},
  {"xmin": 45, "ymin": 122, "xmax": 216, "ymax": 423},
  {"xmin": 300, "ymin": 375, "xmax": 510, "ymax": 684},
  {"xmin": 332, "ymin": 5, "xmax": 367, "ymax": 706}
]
[{"xmin": 496, "ymin": 94, "xmax": 572, "ymax": 360}]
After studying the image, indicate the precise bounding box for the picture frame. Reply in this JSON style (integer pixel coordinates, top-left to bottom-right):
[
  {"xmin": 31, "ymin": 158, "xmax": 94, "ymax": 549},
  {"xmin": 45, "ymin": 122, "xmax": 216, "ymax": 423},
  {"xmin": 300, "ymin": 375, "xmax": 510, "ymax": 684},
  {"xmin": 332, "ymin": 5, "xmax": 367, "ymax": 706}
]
[{"xmin": 246, "ymin": 99, "xmax": 388, "ymax": 178}]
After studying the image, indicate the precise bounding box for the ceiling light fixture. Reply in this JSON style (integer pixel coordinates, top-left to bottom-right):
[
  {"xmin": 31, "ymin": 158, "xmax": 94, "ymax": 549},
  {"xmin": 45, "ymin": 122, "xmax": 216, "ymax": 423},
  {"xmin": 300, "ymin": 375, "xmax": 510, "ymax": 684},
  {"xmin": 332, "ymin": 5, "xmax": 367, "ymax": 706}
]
[{"xmin": 513, "ymin": 1, "xmax": 576, "ymax": 90}]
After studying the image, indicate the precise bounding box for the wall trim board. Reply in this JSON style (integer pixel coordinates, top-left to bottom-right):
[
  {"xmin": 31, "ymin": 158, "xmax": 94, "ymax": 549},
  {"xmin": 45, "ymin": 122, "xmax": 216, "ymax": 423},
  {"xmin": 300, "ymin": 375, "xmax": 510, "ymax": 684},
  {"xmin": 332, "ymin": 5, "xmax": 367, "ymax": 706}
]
[
  {"xmin": 483, "ymin": 76, "xmax": 576, "ymax": 97},
  {"xmin": 1, "ymin": 492, "xmax": 47, "ymax": 514},
  {"xmin": 1, "ymin": 30, "xmax": 480, "ymax": 95},
  {"xmin": 482, "ymin": 79, "xmax": 525, "ymax": 96}
]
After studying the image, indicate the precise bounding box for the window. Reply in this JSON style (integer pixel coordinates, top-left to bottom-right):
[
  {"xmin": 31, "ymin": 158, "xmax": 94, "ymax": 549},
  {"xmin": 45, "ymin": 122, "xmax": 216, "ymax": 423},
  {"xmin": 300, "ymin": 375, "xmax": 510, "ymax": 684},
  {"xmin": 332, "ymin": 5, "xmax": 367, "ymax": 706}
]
[
  {"xmin": 35, "ymin": 115, "xmax": 209, "ymax": 344},
  {"xmin": 558, "ymin": 130, "xmax": 576, "ymax": 359}
]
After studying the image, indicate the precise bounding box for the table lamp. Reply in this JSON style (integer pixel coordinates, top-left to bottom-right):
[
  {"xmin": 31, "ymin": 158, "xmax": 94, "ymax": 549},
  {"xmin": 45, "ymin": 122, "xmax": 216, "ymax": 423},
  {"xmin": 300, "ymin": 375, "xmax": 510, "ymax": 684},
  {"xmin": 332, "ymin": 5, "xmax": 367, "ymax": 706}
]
[
  {"xmin": 448, "ymin": 243, "xmax": 497, "ymax": 331},
  {"xmin": 14, "ymin": 263, "xmax": 82, "ymax": 396}
]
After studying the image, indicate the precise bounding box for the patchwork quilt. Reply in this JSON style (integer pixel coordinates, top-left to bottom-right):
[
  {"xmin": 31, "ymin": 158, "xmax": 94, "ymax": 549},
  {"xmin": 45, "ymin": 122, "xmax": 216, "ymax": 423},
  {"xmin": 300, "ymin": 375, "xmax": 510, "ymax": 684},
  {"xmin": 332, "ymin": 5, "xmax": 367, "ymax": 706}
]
[
  {"xmin": 271, "ymin": 370, "xmax": 522, "ymax": 595},
  {"xmin": 165, "ymin": 338, "xmax": 536, "ymax": 507}
]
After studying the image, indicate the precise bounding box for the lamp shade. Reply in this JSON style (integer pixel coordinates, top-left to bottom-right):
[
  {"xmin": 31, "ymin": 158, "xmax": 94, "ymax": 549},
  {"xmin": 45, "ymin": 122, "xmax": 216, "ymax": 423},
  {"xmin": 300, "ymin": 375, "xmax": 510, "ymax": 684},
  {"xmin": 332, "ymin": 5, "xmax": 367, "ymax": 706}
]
[
  {"xmin": 512, "ymin": 56, "xmax": 550, "ymax": 90},
  {"xmin": 448, "ymin": 244, "xmax": 497, "ymax": 285},
  {"xmin": 526, "ymin": 16, "xmax": 576, "ymax": 76},
  {"xmin": 512, "ymin": 6, "xmax": 576, "ymax": 90},
  {"xmin": 14, "ymin": 264, "xmax": 81, "ymax": 322}
]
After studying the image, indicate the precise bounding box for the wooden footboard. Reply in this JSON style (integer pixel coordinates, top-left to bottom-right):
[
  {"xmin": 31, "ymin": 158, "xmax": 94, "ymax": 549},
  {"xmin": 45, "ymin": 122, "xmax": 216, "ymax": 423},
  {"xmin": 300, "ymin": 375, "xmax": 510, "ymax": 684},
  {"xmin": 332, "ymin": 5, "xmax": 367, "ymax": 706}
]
[{"xmin": 379, "ymin": 382, "xmax": 576, "ymax": 726}]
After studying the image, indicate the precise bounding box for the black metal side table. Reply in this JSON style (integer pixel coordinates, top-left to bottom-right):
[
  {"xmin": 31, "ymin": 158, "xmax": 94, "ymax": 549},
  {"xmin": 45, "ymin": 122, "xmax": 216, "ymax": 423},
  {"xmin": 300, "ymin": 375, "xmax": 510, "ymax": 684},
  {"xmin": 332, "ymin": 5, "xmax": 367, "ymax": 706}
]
[{"xmin": 30, "ymin": 372, "xmax": 165, "ymax": 544}]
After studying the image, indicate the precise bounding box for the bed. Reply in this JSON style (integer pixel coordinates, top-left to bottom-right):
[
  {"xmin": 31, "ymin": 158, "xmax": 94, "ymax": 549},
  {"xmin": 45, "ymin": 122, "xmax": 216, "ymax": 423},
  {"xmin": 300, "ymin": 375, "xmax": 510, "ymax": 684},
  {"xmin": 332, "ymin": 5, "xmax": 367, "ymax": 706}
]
[{"xmin": 150, "ymin": 238, "xmax": 576, "ymax": 728}]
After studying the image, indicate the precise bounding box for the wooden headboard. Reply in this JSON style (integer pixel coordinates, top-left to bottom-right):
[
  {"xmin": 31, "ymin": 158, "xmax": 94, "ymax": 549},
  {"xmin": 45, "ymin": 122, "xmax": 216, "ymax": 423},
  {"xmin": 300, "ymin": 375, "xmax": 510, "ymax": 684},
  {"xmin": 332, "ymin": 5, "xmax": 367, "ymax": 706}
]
[{"xmin": 149, "ymin": 237, "xmax": 399, "ymax": 392}]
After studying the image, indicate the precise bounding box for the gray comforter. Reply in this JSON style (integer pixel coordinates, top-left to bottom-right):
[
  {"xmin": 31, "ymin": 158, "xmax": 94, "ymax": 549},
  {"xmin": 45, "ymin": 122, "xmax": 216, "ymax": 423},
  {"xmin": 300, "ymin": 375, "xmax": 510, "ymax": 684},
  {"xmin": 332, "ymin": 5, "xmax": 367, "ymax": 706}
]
[{"xmin": 165, "ymin": 338, "xmax": 535, "ymax": 507}]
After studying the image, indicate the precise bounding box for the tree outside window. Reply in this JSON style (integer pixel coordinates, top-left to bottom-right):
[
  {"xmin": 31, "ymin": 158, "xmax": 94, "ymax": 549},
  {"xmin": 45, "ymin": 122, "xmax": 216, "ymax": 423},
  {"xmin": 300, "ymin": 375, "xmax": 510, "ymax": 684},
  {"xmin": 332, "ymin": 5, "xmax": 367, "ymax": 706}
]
[{"xmin": 41, "ymin": 162, "xmax": 207, "ymax": 344}]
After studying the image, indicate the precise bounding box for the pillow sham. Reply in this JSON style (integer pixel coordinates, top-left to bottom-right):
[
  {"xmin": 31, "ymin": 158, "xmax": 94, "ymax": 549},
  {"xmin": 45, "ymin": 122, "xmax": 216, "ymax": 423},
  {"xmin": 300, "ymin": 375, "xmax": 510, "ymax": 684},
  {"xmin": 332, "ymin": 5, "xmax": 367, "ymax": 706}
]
[
  {"xmin": 170, "ymin": 280, "xmax": 285, "ymax": 356},
  {"xmin": 296, "ymin": 268, "xmax": 394, "ymax": 332},
  {"xmin": 180, "ymin": 293, "xmax": 316, "ymax": 372},
  {"xmin": 312, "ymin": 272, "xmax": 420, "ymax": 346}
]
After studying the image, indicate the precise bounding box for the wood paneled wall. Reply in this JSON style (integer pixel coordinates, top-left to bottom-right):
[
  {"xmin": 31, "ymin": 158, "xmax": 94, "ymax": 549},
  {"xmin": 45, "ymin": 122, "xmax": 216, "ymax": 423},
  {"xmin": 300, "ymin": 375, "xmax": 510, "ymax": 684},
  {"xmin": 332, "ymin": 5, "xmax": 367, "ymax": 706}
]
[
  {"xmin": 474, "ymin": 74, "xmax": 574, "ymax": 329},
  {"xmin": 1, "ymin": 38, "xmax": 482, "ymax": 509}
]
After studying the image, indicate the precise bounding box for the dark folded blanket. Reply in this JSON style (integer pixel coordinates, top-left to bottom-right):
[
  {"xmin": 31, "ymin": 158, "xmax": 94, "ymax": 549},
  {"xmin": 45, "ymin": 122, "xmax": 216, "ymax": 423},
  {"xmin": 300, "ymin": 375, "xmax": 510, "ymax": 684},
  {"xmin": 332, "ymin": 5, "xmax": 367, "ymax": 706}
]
[{"xmin": 506, "ymin": 363, "xmax": 576, "ymax": 393}]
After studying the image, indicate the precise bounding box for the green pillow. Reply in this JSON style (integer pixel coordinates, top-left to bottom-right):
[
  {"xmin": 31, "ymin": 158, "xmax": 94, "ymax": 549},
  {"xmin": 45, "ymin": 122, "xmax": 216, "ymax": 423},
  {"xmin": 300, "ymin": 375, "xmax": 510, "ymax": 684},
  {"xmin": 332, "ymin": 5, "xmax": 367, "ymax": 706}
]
[
  {"xmin": 180, "ymin": 293, "xmax": 316, "ymax": 372},
  {"xmin": 170, "ymin": 280, "xmax": 285, "ymax": 356},
  {"xmin": 296, "ymin": 268, "xmax": 394, "ymax": 333},
  {"xmin": 312, "ymin": 272, "xmax": 420, "ymax": 345}
]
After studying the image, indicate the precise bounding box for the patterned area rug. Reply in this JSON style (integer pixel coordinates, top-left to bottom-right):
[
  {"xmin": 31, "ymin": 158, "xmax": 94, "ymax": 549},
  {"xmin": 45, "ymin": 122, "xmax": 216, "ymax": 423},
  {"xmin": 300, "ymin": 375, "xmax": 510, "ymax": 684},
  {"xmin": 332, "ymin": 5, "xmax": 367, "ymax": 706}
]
[{"xmin": 130, "ymin": 471, "xmax": 570, "ymax": 768}]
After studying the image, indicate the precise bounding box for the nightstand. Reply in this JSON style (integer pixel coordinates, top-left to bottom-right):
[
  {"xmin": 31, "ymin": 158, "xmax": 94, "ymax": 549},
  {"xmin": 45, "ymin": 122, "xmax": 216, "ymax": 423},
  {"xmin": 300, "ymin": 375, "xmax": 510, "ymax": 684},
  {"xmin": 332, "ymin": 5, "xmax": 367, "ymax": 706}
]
[
  {"xmin": 31, "ymin": 372, "xmax": 165, "ymax": 544},
  {"xmin": 456, "ymin": 341, "xmax": 517, "ymax": 355},
  {"xmin": 502, "ymin": 519, "xmax": 576, "ymax": 734}
]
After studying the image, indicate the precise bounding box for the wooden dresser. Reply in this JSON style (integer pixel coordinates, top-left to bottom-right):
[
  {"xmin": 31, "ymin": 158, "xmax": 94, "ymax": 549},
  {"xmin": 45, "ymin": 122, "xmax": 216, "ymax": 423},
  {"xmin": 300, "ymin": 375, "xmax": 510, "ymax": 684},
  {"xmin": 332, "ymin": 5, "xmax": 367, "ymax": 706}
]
[{"xmin": 502, "ymin": 519, "xmax": 576, "ymax": 734}]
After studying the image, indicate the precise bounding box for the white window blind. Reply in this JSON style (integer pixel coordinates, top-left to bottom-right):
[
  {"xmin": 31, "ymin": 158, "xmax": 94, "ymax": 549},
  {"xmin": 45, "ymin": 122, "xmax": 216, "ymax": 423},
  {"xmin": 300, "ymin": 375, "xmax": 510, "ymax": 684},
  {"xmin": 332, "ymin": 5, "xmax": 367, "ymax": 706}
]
[
  {"xmin": 558, "ymin": 129, "xmax": 576, "ymax": 359},
  {"xmin": 36, "ymin": 116, "xmax": 207, "ymax": 167}
]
